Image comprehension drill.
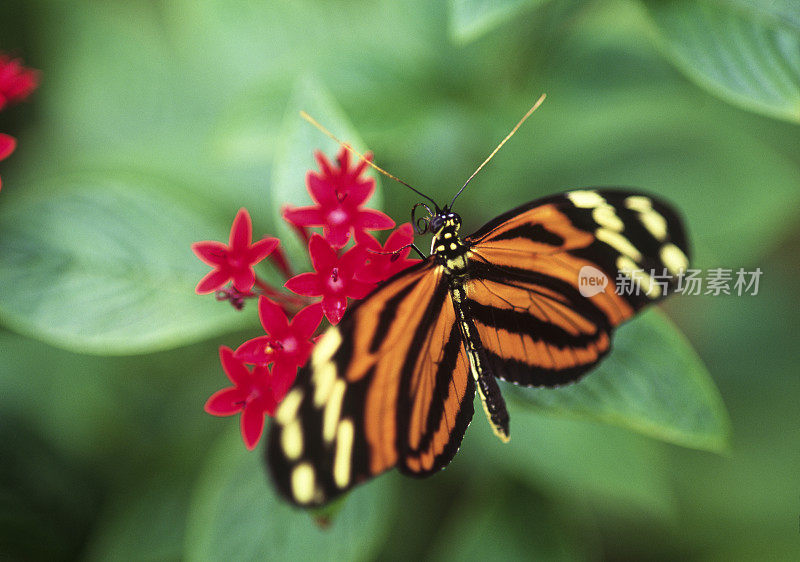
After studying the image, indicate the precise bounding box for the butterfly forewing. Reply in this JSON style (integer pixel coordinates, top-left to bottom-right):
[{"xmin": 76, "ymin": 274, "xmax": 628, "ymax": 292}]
[
  {"xmin": 464, "ymin": 189, "xmax": 689, "ymax": 387},
  {"xmin": 267, "ymin": 261, "xmax": 475, "ymax": 506}
]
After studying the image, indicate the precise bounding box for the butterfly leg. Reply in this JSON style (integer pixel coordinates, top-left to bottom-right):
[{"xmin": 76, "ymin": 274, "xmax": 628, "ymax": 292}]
[{"xmin": 451, "ymin": 283, "xmax": 510, "ymax": 442}]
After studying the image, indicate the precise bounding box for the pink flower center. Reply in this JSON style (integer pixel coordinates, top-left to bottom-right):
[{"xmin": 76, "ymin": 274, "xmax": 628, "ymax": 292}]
[
  {"xmin": 282, "ymin": 337, "xmax": 298, "ymax": 354},
  {"xmin": 227, "ymin": 255, "xmax": 245, "ymax": 269},
  {"xmin": 327, "ymin": 267, "xmax": 344, "ymax": 293},
  {"xmin": 246, "ymin": 386, "xmax": 261, "ymax": 403},
  {"xmin": 327, "ymin": 208, "xmax": 348, "ymax": 225}
]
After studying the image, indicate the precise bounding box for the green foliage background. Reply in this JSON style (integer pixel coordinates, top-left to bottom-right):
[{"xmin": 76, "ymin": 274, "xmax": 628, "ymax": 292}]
[{"xmin": 1, "ymin": 0, "xmax": 798, "ymax": 559}]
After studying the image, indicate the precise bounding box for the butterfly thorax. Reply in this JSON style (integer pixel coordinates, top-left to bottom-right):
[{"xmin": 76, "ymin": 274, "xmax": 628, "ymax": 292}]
[{"xmin": 430, "ymin": 211, "xmax": 470, "ymax": 274}]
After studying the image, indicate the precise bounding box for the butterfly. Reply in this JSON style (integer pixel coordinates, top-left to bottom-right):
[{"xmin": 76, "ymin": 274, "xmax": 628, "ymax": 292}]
[
  {"xmin": 267, "ymin": 186, "xmax": 689, "ymax": 506},
  {"xmin": 267, "ymin": 98, "xmax": 690, "ymax": 506}
]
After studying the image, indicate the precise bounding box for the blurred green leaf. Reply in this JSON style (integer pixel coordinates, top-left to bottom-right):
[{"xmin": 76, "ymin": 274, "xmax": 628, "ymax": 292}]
[
  {"xmin": 427, "ymin": 484, "xmax": 589, "ymax": 561},
  {"xmin": 449, "ymin": 0, "xmax": 553, "ymax": 43},
  {"xmin": 184, "ymin": 428, "xmax": 397, "ymax": 561},
  {"xmin": 0, "ymin": 415, "xmax": 101, "ymax": 561},
  {"xmin": 462, "ymin": 408, "xmax": 675, "ymax": 518},
  {"xmin": 0, "ymin": 173, "xmax": 255, "ymax": 354},
  {"xmin": 270, "ymin": 75, "xmax": 384, "ymax": 267},
  {"xmin": 510, "ymin": 309, "xmax": 729, "ymax": 452},
  {"xmin": 83, "ymin": 476, "xmax": 191, "ymax": 562},
  {"xmin": 31, "ymin": 3, "xmax": 213, "ymax": 178},
  {"xmin": 642, "ymin": 0, "xmax": 800, "ymax": 122}
]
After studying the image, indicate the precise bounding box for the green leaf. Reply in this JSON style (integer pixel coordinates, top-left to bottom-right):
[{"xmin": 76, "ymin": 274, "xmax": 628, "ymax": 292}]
[
  {"xmin": 185, "ymin": 428, "xmax": 397, "ymax": 561},
  {"xmin": 0, "ymin": 173, "xmax": 254, "ymax": 354},
  {"xmin": 270, "ymin": 75, "xmax": 384, "ymax": 266},
  {"xmin": 427, "ymin": 484, "xmax": 588, "ymax": 561},
  {"xmin": 449, "ymin": 0, "xmax": 553, "ymax": 43},
  {"xmin": 509, "ymin": 309, "xmax": 729, "ymax": 452},
  {"xmin": 461, "ymin": 407, "xmax": 675, "ymax": 518},
  {"xmin": 83, "ymin": 476, "xmax": 192, "ymax": 562},
  {"xmin": 0, "ymin": 414, "xmax": 100, "ymax": 561},
  {"xmin": 642, "ymin": 0, "xmax": 800, "ymax": 122}
]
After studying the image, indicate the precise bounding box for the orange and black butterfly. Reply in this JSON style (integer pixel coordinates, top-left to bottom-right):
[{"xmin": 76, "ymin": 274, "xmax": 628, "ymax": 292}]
[{"xmin": 267, "ymin": 103, "xmax": 690, "ymax": 507}]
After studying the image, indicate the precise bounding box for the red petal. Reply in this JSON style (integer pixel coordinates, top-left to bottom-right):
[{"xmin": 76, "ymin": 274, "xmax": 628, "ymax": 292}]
[
  {"xmin": 229, "ymin": 208, "xmax": 252, "ymax": 250},
  {"xmin": 322, "ymin": 296, "xmax": 348, "ymax": 325},
  {"xmin": 271, "ymin": 361, "xmax": 298, "ymax": 399},
  {"xmin": 308, "ymin": 235, "xmax": 337, "ymax": 273},
  {"xmin": 192, "ymin": 241, "xmax": 228, "ymax": 266},
  {"xmin": 351, "ymin": 152, "xmax": 371, "ymax": 177},
  {"xmin": 336, "ymin": 146, "xmax": 351, "ymax": 172},
  {"xmin": 258, "ymin": 296, "xmax": 289, "ymax": 337},
  {"xmin": 354, "ymin": 229, "xmax": 380, "ymax": 250},
  {"xmin": 0, "ymin": 134, "xmax": 16, "ymax": 161},
  {"xmin": 347, "ymin": 279, "xmax": 376, "ymax": 299},
  {"xmin": 290, "ymin": 302, "xmax": 324, "ymax": 339},
  {"xmin": 219, "ymin": 346, "xmax": 251, "ymax": 388},
  {"xmin": 231, "ymin": 267, "xmax": 256, "ymax": 293},
  {"xmin": 283, "ymin": 205, "xmax": 324, "ymax": 227},
  {"xmin": 314, "ymin": 150, "xmax": 336, "ymax": 180},
  {"xmin": 240, "ymin": 401, "xmax": 266, "ymax": 450},
  {"xmin": 195, "ymin": 269, "xmax": 230, "ymax": 294},
  {"xmin": 306, "ymin": 173, "xmax": 337, "ymax": 207},
  {"xmin": 234, "ymin": 336, "xmax": 274, "ymax": 365},
  {"xmin": 322, "ymin": 223, "xmax": 352, "ymax": 249},
  {"xmin": 357, "ymin": 209, "xmax": 395, "ymax": 231},
  {"xmin": 284, "ymin": 272, "xmax": 321, "ymax": 296},
  {"xmin": 343, "ymin": 177, "xmax": 374, "ymax": 206},
  {"xmin": 247, "ymin": 237, "xmax": 279, "ymax": 264},
  {"xmin": 339, "ymin": 245, "xmax": 367, "ymax": 278},
  {"xmin": 204, "ymin": 387, "xmax": 246, "ymax": 416},
  {"xmin": 386, "ymin": 223, "xmax": 414, "ymax": 251}
]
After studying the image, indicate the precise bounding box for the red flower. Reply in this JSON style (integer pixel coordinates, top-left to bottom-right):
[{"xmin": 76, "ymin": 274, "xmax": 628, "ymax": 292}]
[
  {"xmin": 192, "ymin": 208, "xmax": 279, "ymax": 294},
  {"xmin": 0, "ymin": 133, "xmax": 16, "ymax": 192},
  {"xmin": 356, "ymin": 223, "xmax": 421, "ymax": 284},
  {"xmin": 205, "ymin": 346, "xmax": 284, "ymax": 450},
  {"xmin": 0, "ymin": 55, "xmax": 39, "ymax": 110},
  {"xmin": 283, "ymin": 147, "xmax": 395, "ymax": 248},
  {"xmin": 235, "ymin": 298, "xmax": 323, "ymax": 388},
  {"xmin": 285, "ymin": 234, "xmax": 375, "ymax": 324}
]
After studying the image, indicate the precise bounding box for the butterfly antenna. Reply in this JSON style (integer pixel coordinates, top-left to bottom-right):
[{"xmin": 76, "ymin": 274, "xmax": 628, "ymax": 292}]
[
  {"xmin": 300, "ymin": 111, "xmax": 440, "ymax": 210},
  {"xmin": 449, "ymin": 93, "xmax": 546, "ymax": 209}
]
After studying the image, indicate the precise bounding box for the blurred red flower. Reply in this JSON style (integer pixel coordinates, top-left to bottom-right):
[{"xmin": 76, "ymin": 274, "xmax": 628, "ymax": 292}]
[
  {"xmin": 235, "ymin": 298, "xmax": 324, "ymax": 392},
  {"xmin": 0, "ymin": 54, "xmax": 39, "ymax": 110},
  {"xmin": 0, "ymin": 133, "xmax": 16, "ymax": 192},
  {"xmin": 283, "ymin": 147, "xmax": 394, "ymax": 248},
  {"xmin": 192, "ymin": 208, "xmax": 279, "ymax": 294},
  {"xmin": 205, "ymin": 347, "xmax": 285, "ymax": 450},
  {"xmin": 285, "ymin": 234, "xmax": 375, "ymax": 324},
  {"xmin": 356, "ymin": 222, "xmax": 420, "ymax": 284}
]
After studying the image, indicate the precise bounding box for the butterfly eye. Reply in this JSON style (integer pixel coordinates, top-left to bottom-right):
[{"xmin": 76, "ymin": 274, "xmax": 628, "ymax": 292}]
[{"xmin": 429, "ymin": 215, "xmax": 444, "ymax": 233}]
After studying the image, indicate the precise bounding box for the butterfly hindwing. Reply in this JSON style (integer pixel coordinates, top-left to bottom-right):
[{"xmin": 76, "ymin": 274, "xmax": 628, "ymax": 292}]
[
  {"xmin": 267, "ymin": 261, "xmax": 475, "ymax": 506},
  {"xmin": 464, "ymin": 189, "xmax": 689, "ymax": 387}
]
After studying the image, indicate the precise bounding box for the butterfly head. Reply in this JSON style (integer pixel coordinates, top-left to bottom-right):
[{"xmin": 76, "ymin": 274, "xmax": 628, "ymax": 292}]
[
  {"xmin": 412, "ymin": 202, "xmax": 460, "ymax": 236},
  {"xmin": 429, "ymin": 210, "xmax": 461, "ymax": 237}
]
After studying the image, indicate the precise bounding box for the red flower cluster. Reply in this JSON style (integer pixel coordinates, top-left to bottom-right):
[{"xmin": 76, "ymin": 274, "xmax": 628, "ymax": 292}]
[
  {"xmin": 198, "ymin": 146, "xmax": 420, "ymax": 449},
  {"xmin": 0, "ymin": 54, "xmax": 38, "ymax": 192}
]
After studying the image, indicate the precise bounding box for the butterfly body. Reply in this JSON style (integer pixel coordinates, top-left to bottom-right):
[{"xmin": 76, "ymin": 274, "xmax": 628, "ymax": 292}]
[
  {"xmin": 268, "ymin": 189, "xmax": 690, "ymax": 507},
  {"xmin": 428, "ymin": 210, "xmax": 512, "ymax": 441}
]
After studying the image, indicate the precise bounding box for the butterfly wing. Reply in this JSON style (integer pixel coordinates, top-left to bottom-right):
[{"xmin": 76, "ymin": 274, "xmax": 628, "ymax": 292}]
[
  {"xmin": 267, "ymin": 261, "xmax": 475, "ymax": 506},
  {"xmin": 464, "ymin": 189, "xmax": 689, "ymax": 387}
]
